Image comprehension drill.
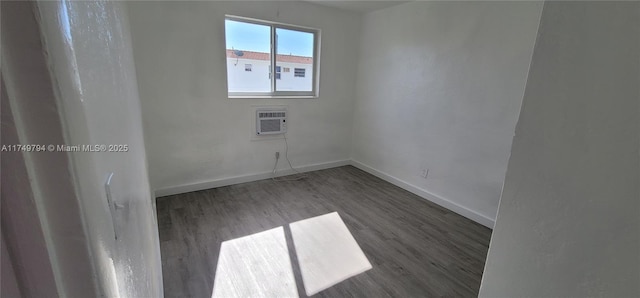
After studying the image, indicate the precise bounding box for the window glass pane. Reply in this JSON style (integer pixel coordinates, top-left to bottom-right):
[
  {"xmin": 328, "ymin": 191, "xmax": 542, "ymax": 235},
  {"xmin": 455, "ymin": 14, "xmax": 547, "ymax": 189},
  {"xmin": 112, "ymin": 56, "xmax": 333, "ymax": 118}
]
[
  {"xmin": 275, "ymin": 28, "xmax": 314, "ymax": 92},
  {"xmin": 225, "ymin": 19, "xmax": 271, "ymax": 93}
]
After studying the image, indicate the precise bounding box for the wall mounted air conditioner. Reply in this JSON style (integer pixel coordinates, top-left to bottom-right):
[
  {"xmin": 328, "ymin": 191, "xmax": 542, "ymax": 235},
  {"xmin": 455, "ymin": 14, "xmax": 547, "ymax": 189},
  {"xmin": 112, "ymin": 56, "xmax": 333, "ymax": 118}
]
[{"xmin": 256, "ymin": 108, "xmax": 287, "ymax": 135}]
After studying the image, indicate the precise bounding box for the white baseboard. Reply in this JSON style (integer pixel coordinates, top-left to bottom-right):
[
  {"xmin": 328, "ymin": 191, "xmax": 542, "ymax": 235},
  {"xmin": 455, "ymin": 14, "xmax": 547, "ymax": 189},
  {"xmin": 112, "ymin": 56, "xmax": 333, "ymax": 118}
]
[
  {"xmin": 350, "ymin": 160, "xmax": 496, "ymax": 229},
  {"xmin": 154, "ymin": 158, "xmax": 495, "ymax": 229},
  {"xmin": 154, "ymin": 159, "xmax": 350, "ymax": 198}
]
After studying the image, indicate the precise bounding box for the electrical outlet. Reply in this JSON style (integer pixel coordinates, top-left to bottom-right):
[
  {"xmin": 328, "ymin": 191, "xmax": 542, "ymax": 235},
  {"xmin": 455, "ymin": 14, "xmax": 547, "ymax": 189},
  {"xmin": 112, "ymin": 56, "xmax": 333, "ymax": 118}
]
[
  {"xmin": 421, "ymin": 168, "xmax": 429, "ymax": 179},
  {"xmin": 275, "ymin": 152, "xmax": 280, "ymax": 159}
]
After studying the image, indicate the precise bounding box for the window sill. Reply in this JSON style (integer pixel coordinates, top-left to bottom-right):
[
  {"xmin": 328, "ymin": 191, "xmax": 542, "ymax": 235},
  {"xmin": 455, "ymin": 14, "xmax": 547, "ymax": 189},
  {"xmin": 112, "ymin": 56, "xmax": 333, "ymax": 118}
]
[{"xmin": 228, "ymin": 95, "xmax": 318, "ymax": 99}]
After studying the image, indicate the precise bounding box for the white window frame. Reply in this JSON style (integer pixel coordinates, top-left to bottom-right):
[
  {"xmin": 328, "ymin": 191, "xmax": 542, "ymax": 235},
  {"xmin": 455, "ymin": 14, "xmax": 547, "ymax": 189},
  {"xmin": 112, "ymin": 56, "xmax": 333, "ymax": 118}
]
[{"xmin": 225, "ymin": 15, "xmax": 320, "ymax": 98}]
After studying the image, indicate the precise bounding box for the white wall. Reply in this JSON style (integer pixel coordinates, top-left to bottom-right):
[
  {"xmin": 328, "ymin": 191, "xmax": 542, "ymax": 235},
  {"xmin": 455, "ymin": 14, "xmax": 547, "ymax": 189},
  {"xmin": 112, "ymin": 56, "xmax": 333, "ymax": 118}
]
[
  {"xmin": 2, "ymin": 1, "xmax": 96, "ymax": 295},
  {"xmin": 227, "ymin": 58, "xmax": 272, "ymax": 92},
  {"xmin": 1, "ymin": 75, "xmax": 58, "ymax": 296},
  {"xmin": 37, "ymin": 1, "xmax": 163, "ymax": 296},
  {"xmin": 273, "ymin": 62, "xmax": 313, "ymax": 92},
  {"xmin": 1, "ymin": 230, "xmax": 21, "ymax": 298},
  {"xmin": 226, "ymin": 58, "xmax": 313, "ymax": 92},
  {"xmin": 126, "ymin": 1, "xmax": 361, "ymax": 193},
  {"xmin": 351, "ymin": 1, "xmax": 543, "ymax": 226},
  {"xmin": 480, "ymin": 2, "xmax": 640, "ymax": 296}
]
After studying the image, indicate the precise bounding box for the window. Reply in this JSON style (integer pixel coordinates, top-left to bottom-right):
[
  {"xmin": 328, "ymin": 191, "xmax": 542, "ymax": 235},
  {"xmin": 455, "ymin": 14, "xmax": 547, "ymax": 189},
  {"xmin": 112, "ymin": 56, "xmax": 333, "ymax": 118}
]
[
  {"xmin": 268, "ymin": 65, "xmax": 282, "ymax": 79},
  {"xmin": 225, "ymin": 16, "xmax": 319, "ymax": 97}
]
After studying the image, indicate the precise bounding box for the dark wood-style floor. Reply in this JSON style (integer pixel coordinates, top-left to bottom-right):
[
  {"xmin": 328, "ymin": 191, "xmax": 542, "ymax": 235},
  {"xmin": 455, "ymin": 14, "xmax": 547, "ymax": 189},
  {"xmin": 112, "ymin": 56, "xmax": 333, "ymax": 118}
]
[{"xmin": 157, "ymin": 166, "xmax": 492, "ymax": 298}]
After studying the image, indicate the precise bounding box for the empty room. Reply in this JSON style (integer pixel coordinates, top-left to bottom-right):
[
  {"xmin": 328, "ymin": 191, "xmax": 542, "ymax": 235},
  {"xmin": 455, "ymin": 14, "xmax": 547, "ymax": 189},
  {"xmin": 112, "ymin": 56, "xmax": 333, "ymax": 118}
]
[{"xmin": 1, "ymin": 0, "xmax": 638, "ymax": 297}]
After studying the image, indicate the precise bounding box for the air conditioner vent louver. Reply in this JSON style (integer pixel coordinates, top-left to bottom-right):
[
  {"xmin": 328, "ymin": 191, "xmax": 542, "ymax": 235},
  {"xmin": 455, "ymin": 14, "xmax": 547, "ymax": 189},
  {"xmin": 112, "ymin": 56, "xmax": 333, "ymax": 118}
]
[
  {"xmin": 256, "ymin": 108, "xmax": 287, "ymax": 135},
  {"xmin": 259, "ymin": 112, "xmax": 286, "ymax": 118}
]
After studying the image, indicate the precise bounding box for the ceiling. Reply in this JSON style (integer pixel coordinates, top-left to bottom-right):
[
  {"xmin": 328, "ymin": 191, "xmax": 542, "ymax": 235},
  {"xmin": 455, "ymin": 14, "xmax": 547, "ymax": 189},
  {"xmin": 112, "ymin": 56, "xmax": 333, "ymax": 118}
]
[{"xmin": 304, "ymin": 0, "xmax": 410, "ymax": 13}]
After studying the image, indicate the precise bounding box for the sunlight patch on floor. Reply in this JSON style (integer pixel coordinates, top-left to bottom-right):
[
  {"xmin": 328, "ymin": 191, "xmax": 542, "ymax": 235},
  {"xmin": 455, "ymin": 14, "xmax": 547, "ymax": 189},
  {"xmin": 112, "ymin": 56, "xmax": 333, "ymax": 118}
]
[
  {"xmin": 211, "ymin": 227, "xmax": 298, "ymax": 298},
  {"xmin": 291, "ymin": 212, "xmax": 372, "ymax": 296},
  {"xmin": 211, "ymin": 212, "xmax": 372, "ymax": 297}
]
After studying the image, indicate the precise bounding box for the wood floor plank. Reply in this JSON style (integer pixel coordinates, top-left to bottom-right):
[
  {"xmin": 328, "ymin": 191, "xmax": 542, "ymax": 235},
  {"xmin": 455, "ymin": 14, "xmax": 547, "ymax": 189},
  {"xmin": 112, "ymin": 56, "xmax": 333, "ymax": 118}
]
[{"xmin": 157, "ymin": 165, "xmax": 492, "ymax": 298}]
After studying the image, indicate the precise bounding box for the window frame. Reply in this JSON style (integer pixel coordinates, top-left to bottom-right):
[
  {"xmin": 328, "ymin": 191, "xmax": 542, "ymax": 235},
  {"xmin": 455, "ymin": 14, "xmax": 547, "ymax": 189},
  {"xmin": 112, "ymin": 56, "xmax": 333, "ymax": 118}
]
[{"xmin": 225, "ymin": 15, "xmax": 320, "ymax": 98}]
